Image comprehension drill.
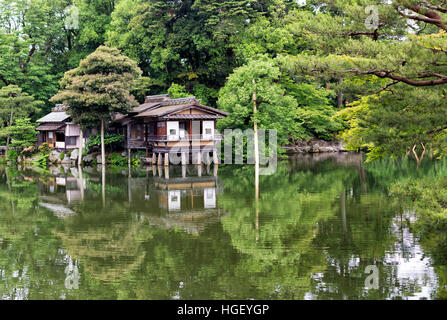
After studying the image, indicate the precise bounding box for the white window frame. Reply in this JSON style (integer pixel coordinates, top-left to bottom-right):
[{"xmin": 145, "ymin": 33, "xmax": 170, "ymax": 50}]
[
  {"xmin": 202, "ymin": 121, "xmax": 214, "ymax": 140},
  {"xmin": 204, "ymin": 188, "xmax": 216, "ymax": 209},
  {"xmin": 168, "ymin": 190, "xmax": 181, "ymax": 211},
  {"xmin": 167, "ymin": 121, "xmax": 180, "ymax": 141}
]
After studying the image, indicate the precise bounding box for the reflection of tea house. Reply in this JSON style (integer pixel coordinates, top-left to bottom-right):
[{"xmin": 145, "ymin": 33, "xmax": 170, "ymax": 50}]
[{"xmin": 154, "ymin": 175, "xmax": 218, "ymax": 212}]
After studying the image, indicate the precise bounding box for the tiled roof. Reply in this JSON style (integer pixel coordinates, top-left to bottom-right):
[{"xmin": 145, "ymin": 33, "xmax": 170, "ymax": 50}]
[
  {"xmin": 114, "ymin": 95, "xmax": 229, "ymax": 122},
  {"xmin": 159, "ymin": 97, "xmax": 197, "ymax": 106},
  {"xmin": 36, "ymin": 123, "xmax": 66, "ymax": 131},
  {"xmin": 136, "ymin": 104, "xmax": 191, "ymax": 118},
  {"xmin": 131, "ymin": 102, "xmax": 162, "ymax": 114},
  {"xmin": 162, "ymin": 114, "xmax": 225, "ymax": 120},
  {"xmin": 36, "ymin": 112, "xmax": 71, "ymax": 123}
]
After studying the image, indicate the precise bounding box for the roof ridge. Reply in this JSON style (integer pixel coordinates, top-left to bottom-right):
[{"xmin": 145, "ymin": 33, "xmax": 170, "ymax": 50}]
[
  {"xmin": 160, "ymin": 96, "xmax": 197, "ymax": 106},
  {"xmin": 144, "ymin": 94, "xmax": 170, "ymax": 103}
]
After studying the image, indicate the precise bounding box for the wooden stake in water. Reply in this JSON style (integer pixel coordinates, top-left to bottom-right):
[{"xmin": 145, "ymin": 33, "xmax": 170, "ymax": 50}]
[
  {"xmin": 253, "ymin": 79, "xmax": 260, "ymax": 242},
  {"xmin": 253, "ymin": 79, "xmax": 260, "ymax": 201}
]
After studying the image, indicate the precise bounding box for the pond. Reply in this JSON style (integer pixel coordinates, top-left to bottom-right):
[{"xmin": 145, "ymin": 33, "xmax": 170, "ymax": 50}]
[{"xmin": 0, "ymin": 153, "xmax": 446, "ymax": 300}]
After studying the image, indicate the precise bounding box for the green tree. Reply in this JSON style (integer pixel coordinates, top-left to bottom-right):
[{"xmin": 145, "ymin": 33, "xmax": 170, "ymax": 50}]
[
  {"xmin": 0, "ymin": 118, "xmax": 37, "ymax": 157},
  {"xmin": 0, "ymin": 85, "xmax": 41, "ymax": 149},
  {"xmin": 218, "ymin": 56, "xmax": 342, "ymax": 145},
  {"xmin": 50, "ymin": 46, "xmax": 142, "ymax": 165},
  {"xmin": 276, "ymin": 1, "xmax": 447, "ymax": 157},
  {"xmin": 167, "ymin": 83, "xmax": 190, "ymax": 99},
  {"xmin": 217, "ymin": 57, "xmax": 300, "ymax": 146},
  {"xmin": 336, "ymin": 85, "xmax": 447, "ymax": 162}
]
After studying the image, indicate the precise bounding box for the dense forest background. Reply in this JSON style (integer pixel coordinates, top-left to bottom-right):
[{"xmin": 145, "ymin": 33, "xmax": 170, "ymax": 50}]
[{"xmin": 1, "ymin": 0, "xmax": 447, "ymax": 160}]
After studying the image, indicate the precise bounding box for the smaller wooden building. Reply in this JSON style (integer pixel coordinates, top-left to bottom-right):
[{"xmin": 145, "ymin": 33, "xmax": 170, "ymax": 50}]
[{"xmin": 36, "ymin": 105, "xmax": 97, "ymax": 150}]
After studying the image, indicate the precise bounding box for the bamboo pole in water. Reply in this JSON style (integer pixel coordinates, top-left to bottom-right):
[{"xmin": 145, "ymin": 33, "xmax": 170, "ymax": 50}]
[
  {"xmin": 253, "ymin": 79, "xmax": 260, "ymax": 242},
  {"xmin": 101, "ymin": 164, "xmax": 106, "ymax": 208},
  {"xmin": 253, "ymin": 79, "xmax": 259, "ymax": 201}
]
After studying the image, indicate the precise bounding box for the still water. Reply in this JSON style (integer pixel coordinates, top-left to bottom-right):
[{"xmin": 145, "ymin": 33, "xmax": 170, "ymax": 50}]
[{"xmin": 0, "ymin": 153, "xmax": 446, "ymax": 300}]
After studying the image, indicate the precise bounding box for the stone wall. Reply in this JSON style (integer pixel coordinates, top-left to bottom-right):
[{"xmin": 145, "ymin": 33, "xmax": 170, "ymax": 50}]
[{"xmin": 283, "ymin": 139, "xmax": 347, "ymax": 154}]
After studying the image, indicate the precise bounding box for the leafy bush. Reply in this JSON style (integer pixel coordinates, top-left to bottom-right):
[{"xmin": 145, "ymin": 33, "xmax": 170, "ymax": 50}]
[
  {"xmin": 390, "ymin": 177, "xmax": 447, "ymax": 237},
  {"xmin": 107, "ymin": 153, "xmax": 127, "ymax": 166},
  {"xmin": 59, "ymin": 152, "xmax": 65, "ymax": 160},
  {"xmin": 7, "ymin": 149, "xmax": 18, "ymax": 164},
  {"xmin": 85, "ymin": 133, "xmax": 124, "ymax": 153},
  {"xmin": 33, "ymin": 153, "xmax": 50, "ymax": 168},
  {"xmin": 167, "ymin": 83, "xmax": 190, "ymax": 99},
  {"xmin": 131, "ymin": 157, "xmax": 140, "ymax": 167},
  {"xmin": 39, "ymin": 143, "xmax": 51, "ymax": 154}
]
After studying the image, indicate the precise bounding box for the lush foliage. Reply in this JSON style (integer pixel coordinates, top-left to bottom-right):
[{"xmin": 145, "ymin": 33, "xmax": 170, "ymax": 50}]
[
  {"xmin": 2, "ymin": 0, "xmax": 447, "ymax": 155},
  {"xmin": 0, "ymin": 118, "xmax": 37, "ymax": 149},
  {"xmin": 0, "ymin": 85, "xmax": 42, "ymax": 145},
  {"xmin": 85, "ymin": 133, "xmax": 124, "ymax": 153}
]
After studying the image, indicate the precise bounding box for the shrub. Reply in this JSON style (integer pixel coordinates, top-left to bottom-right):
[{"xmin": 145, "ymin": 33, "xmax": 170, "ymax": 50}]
[
  {"xmin": 107, "ymin": 153, "xmax": 127, "ymax": 166},
  {"xmin": 33, "ymin": 153, "xmax": 49, "ymax": 168},
  {"xmin": 7, "ymin": 149, "xmax": 18, "ymax": 164},
  {"xmin": 85, "ymin": 133, "xmax": 124, "ymax": 154},
  {"xmin": 39, "ymin": 143, "xmax": 50, "ymax": 154}
]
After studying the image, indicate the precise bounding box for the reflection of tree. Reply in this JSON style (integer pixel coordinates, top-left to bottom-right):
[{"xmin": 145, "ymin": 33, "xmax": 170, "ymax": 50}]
[
  {"xmin": 2, "ymin": 155, "xmax": 447, "ymax": 299},
  {"xmin": 56, "ymin": 201, "xmax": 146, "ymax": 284},
  {"xmin": 0, "ymin": 168, "xmax": 95, "ymax": 299},
  {"xmin": 308, "ymin": 194, "xmax": 402, "ymax": 299},
  {"xmin": 216, "ymin": 161, "xmax": 360, "ymax": 299}
]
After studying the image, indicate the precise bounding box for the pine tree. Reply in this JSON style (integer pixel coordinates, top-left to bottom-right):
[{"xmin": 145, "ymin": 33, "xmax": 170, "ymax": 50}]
[{"xmin": 50, "ymin": 46, "xmax": 142, "ymax": 165}]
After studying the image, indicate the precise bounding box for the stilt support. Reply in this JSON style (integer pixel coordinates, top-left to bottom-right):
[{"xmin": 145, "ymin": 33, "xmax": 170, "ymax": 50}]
[
  {"xmin": 213, "ymin": 149, "xmax": 219, "ymax": 165},
  {"xmin": 164, "ymin": 153, "xmax": 169, "ymax": 167},
  {"xmin": 158, "ymin": 153, "xmax": 162, "ymax": 166}
]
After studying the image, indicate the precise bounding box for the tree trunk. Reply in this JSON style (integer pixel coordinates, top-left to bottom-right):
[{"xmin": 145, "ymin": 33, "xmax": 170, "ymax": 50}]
[
  {"xmin": 253, "ymin": 79, "xmax": 260, "ymax": 201},
  {"xmin": 101, "ymin": 118, "xmax": 106, "ymax": 166},
  {"xmin": 101, "ymin": 163, "xmax": 106, "ymax": 208},
  {"xmin": 6, "ymin": 110, "xmax": 13, "ymax": 150},
  {"xmin": 78, "ymin": 129, "xmax": 83, "ymax": 167},
  {"xmin": 337, "ymin": 78, "xmax": 344, "ymax": 108}
]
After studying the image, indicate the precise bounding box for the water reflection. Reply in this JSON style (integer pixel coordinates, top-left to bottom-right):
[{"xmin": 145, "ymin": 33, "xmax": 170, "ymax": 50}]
[{"xmin": 0, "ymin": 154, "xmax": 446, "ymax": 299}]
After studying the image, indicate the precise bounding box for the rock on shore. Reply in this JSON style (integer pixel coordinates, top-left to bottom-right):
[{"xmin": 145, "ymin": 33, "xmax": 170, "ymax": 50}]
[{"xmin": 284, "ymin": 139, "xmax": 347, "ymax": 154}]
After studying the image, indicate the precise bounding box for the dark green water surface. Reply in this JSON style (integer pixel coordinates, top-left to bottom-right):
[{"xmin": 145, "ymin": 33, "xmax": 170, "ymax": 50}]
[{"xmin": 1, "ymin": 153, "xmax": 446, "ymax": 299}]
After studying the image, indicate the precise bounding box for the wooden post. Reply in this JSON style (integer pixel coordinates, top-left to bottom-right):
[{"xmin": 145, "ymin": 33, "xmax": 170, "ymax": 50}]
[
  {"xmin": 127, "ymin": 123, "xmax": 131, "ymax": 149},
  {"xmin": 145, "ymin": 123, "xmax": 149, "ymax": 157},
  {"xmin": 181, "ymin": 152, "xmax": 187, "ymax": 166},
  {"xmin": 213, "ymin": 149, "xmax": 218, "ymax": 166},
  {"xmin": 101, "ymin": 119, "xmax": 106, "ymax": 166},
  {"xmin": 214, "ymin": 164, "xmax": 218, "ymax": 177},
  {"xmin": 198, "ymin": 164, "xmax": 202, "ymax": 177},
  {"xmin": 128, "ymin": 148, "xmax": 131, "ymax": 167},
  {"xmin": 101, "ymin": 163, "xmax": 106, "ymax": 208},
  {"xmin": 152, "ymin": 165, "xmax": 157, "ymax": 177},
  {"xmin": 197, "ymin": 151, "xmax": 202, "ymax": 166},
  {"xmin": 152, "ymin": 153, "xmax": 157, "ymax": 165},
  {"xmin": 182, "ymin": 165, "xmax": 187, "ymax": 178},
  {"xmin": 158, "ymin": 153, "xmax": 163, "ymax": 166},
  {"xmin": 253, "ymin": 79, "xmax": 260, "ymax": 201},
  {"xmin": 164, "ymin": 153, "xmax": 169, "ymax": 167},
  {"xmin": 157, "ymin": 165, "xmax": 162, "ymax": 177},
  {"xmin": 164, "ymin": 166, "xmax": 169, "ymax": 179}
]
